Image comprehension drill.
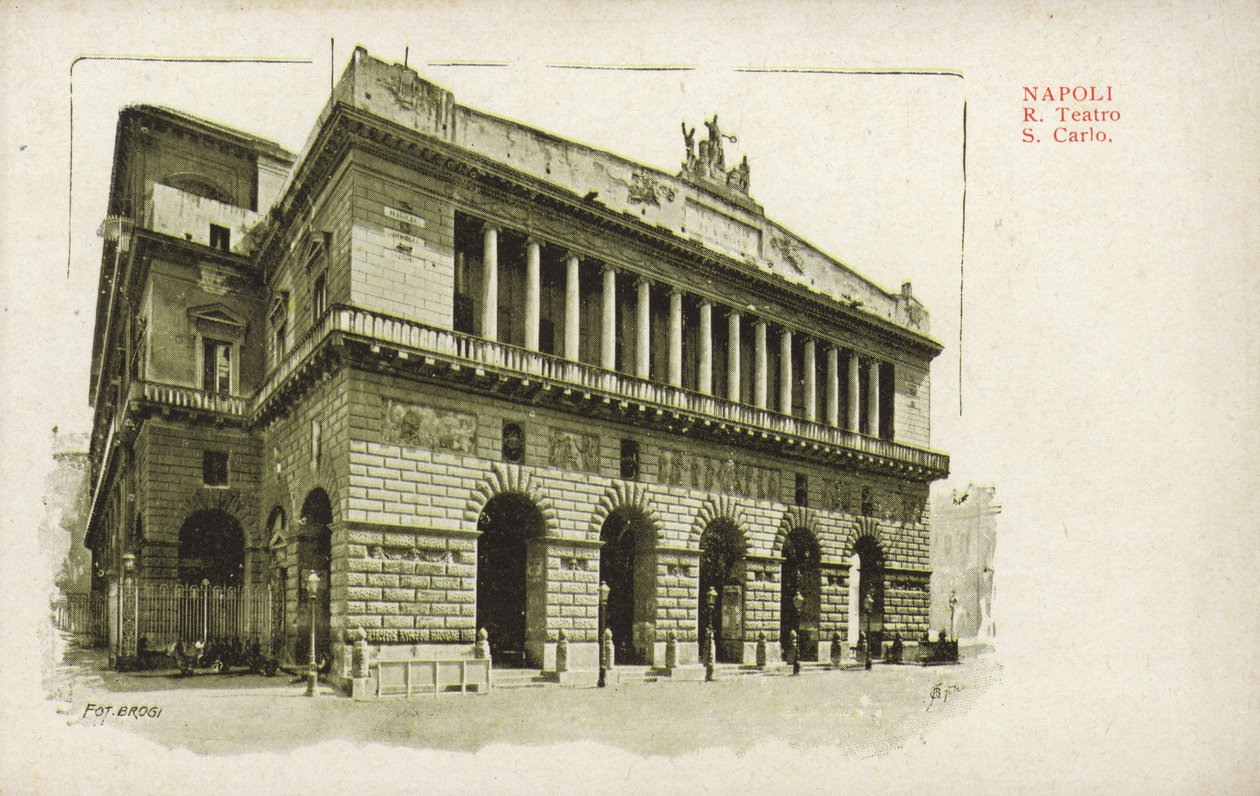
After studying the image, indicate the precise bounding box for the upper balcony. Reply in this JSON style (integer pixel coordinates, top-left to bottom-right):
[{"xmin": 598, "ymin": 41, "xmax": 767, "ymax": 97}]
[
  {"xmin": 255, "ymin": 304, "xmax": 949, "ymax": 480},
  {"xmin": 145, "ymin": 183, "xmax": 263, "ymax": 256}
]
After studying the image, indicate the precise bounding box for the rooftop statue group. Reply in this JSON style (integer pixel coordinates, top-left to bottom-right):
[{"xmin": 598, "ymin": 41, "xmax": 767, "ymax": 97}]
[{"xmin": 681, "ymin": 115, "xmax": 750, "ymax": 194}]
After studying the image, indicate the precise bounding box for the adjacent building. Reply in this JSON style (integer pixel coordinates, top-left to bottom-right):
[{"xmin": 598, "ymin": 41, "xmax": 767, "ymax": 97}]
[
  {"xmin": 85, "ymin": 47, "xmax": 949, "ymax": 687},
  {"xmin": 929, "ymin": 484, "xmax": 998, "ymax": 640}
]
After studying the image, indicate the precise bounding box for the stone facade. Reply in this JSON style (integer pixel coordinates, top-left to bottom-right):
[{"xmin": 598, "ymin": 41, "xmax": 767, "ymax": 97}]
[{"xmin": 85, "ymin": 48, "xmax": 948, "ymax": 686}]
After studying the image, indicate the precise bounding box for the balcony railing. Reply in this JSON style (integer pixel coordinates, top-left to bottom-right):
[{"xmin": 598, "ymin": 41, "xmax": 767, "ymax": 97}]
[
  {"xmin": 258, "ymin": 304, "xmax": 949, "ymax": 474},
  {"xmin": 136, "ymin": 380, "xmax": 248, "ymax": 416}
]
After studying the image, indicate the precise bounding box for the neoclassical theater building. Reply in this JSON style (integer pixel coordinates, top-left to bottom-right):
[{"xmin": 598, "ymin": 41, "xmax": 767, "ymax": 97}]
[{"xmin": 85, "ymin": 47, "xmax": 949, "ymax": 685}]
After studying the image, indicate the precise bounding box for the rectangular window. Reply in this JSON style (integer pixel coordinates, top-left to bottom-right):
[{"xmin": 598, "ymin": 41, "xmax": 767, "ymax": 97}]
[
  {"xmin": 273, "ymin": 318, "xmax": 287, "ymax": 366},
  {"xmin": 312, "ymin": 272, "xmax": 327, "ymax": 324},
  {"xmin": 794, "ymin": 473, "xmax": 809, "ymax": 507},
  {"xmin": 620, "ymin": 439, "xmax": 640, "ymax": 480},
  {"xmin": 209, "ymin": 224, "xmax": 231, "ymax": 252},
  {"xmin": 203, "ymin": 451, "xmax": 229, "ymax": 486},
  {"xmin": 202, "ymin": 338, "xmax": 232, "ymax": 394}
]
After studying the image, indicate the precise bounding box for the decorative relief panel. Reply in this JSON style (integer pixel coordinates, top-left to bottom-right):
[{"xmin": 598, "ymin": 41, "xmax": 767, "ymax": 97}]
[
  {"xmin": 383, "ymin": 400, "xmax": 476, "ymax": 453},
  {"xmin": 627, "ymin": 172, "xmax": 677, "ymax": 206},
  {"xmin": 548, "ymin": 430, "xmax": 599, "ymax": 473},
  {"xmin": 657, "ymin": 448, "xmax": 779, "ymax": 501},
  {"xmin": 368, "ymin": 544, "xmax": 461, "ymax": 564}
]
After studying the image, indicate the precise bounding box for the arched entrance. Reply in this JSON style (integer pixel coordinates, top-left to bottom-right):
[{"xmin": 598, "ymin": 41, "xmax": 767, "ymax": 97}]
[
  {"xmin": 477, "ymin": 493, "xmax": 543, "ymax": 667},
  {"xmin": 599, "ymin": 508, "xmax": 654, "ymax": 665},
  {"xmin": 849, "ymin": 535, "xmax": 885, "ymax": 659},
  {"xmin": 178, "ymin": 510, "xmax": 244, "ymax": 586},
  {"xmin": 298, "ymin": 490, "xmax": 333, "ymax": 666},
  {"xmin": 780, "ymin": 526, "xmax": 821, "ymax": 661},
  {"xmin": 698, "ymin": 517, "xmax": 747, "ymax": 663}
]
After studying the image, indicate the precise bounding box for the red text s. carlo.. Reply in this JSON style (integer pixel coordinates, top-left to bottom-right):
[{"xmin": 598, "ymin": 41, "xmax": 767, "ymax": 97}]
[{"xmin": 1021, "ymin": 85, "xmax": 1118, "ymax": 143}]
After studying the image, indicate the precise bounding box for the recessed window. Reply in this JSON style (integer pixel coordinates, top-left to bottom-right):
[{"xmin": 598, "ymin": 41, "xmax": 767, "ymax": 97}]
[
  {"xmin": 312, "ymin": 272, "xmax": 327, "ymax": 324},
  {"xmin": 202, "ymin": 338, "xmax": 232, "ymax": 395},
  {"xmin": 620, "ymin": 439, "xmax": 639, "ymax": 480},
  {"xmin": 209, "ymin": 224, "xmax": 231, "ymax": 252},
  {"xmin": 502, "ymin": 422, "xmax": 525, "ymax": 464},
  {"xmin": 202, "ymin": 451, "xmax": 229, "ymax": 486},
  {"xmin": 311, "ymin": 419, "xmax": 322, "ymax": 470},
  {"xmin": 794, "ymin": 473, "xmax": 808, "ymax": 507}
]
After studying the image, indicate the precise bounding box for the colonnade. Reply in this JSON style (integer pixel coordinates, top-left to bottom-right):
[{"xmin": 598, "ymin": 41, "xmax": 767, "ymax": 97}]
[{"xmin": 472, "ymin": 222, "xmax": 891, "ymax": 436}]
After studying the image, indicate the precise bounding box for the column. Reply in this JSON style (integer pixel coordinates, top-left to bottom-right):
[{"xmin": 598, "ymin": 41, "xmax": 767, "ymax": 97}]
[
  {"xmin": 727, "ymin": 310, "xmax": 741, "ymax": 402},
  {"xmin": 481, "ymin": 224, "xmax": 499, "ymax": 341},
  {"xmin": 524, "ymin": 238, "xmax": 541, "ymax": 351},
  {"xmin": 636, "ymin": 277, "xmax": 651, "ymax": 379},
  {"xmin": 867, "ymin": 358, "xmax": 880, "ymax": 436},
  {"xmin": 803, "ymin": 338, "xmax": 817, "ymax": 422},
  {"xmin": 754, "ymin": 320, "xmax": 768, "ymax": 409},
  {"xmin": 826, "ymin": 346, "xmax": 840, "ymax": 427},
  {"xmin": 565, "ymin": 253, "xmax": 580, "ymax": 360},
  {"xmin": 668, "ymin": 288, "xmax": 683, "ymax": 387},
  {"xmin": 847, "ymin": 351, "xmax": 861, "ymax": 432},
  {"xmin": 779, "ymin": 328, "xmax": 793, "ymax": 415},
  {"xmin": 601, "ymin": 265, "xmax": 616, "ymax": 369},
  {"xmin": 698, "ymin": 300, "xmax": 713, "ymax": 395}
]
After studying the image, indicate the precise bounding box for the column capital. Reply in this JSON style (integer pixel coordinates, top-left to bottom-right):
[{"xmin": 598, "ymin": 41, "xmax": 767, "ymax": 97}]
[
  {"xmin": 563, "ymin": 250, "xmax": 583, "ymax": 264},
  {"xmin": 525, "ymin": 235, "xmax": 543, "ymax": 248},
  {"xmin": 698, "ymin": 297, "xmax": 713, "ymax": 309},
  {"xmin": 483, "ymin": 221, "xmax": 500, "ymax": 234},
  {"xmin": 635, "ymin": 275, "xmax": 653, "ymax": 289},
  {"xmin": 602, "ymin": 262, "xmax": 619, "ymax": 276},
  {"xmin": 668, "ymin": 284, "xmax": 684, "ymax": 298}
]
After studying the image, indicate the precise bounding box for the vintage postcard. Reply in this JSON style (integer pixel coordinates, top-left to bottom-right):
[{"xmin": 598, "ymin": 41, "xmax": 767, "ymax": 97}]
[{"xmin": 1, "ymin": 2, "xmax": 1256, "ymax": 793}]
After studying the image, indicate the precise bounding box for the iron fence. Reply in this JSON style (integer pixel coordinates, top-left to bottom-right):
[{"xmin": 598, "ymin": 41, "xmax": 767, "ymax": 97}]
[
  {"xmin": 52, "ymin": 592, "xmax": 107, "ymax": 645},
  {"xmin": 139, "ymin": 583, "xmax": 275, "ymax": 650}
]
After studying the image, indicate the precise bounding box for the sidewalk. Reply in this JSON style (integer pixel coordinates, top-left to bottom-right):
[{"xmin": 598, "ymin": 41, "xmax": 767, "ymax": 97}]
[{"xmin": 47, "ymin": 638, "xmax": 1001, "ymax": 756}]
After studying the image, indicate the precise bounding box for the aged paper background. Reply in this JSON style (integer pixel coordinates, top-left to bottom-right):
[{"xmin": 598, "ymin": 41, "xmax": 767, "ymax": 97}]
[{"xmin": 1, "ymin": 1, "xmax": 1257, "ymax": 792}]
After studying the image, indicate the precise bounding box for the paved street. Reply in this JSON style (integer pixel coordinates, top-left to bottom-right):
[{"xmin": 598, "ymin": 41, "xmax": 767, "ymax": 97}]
[{"xmin": 47, "ymin": 638, "xmax": 1000, "ymax": 758}]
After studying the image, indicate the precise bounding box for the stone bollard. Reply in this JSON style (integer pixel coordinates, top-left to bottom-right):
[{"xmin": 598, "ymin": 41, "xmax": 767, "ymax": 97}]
[
  {"xmin": 755, "ymin": 632, "xmax": 767, "ymax": 669},
  {"xmin": 830, "ymin": 632, "xmax": 843, "ymax": 668},
  {"xmin": 665, "ymin": 630, "xmax": 678, "ymax": 669},
  {"xmin": 474, "ymin": 627, "xmax": 488, "ymax": 660},
  {"xmin": 352, "ymin": 627, "xmax": 369, "ymax": 678},
  {"xmin": 556, "ymin": 628, "xmax": 569, "ymax": 673},
  {"xmin": 601, "ymin": 627, "xmax": 615, "ymax": 670}
]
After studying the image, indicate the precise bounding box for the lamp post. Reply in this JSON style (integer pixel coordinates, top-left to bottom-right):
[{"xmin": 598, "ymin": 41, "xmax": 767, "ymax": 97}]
[
  {"xmin": 598, "ymin": 581, "xmax": 610, "ymax": 688},
  {"xmin": 792, "ymin": 591, "xmax": 804, "ymax": 675},
  {"xmin": 862, "ymin": 593, "xmax": 874, "ymax": 670},
  {"xmin": 306, "ymin": 570, "xmax": 319, "ymax": 697},
  {"xmin": 949, "ymin": 589, "xmax": 958, "ymax": 641},
  {"xmin": 122, "ymin": 553, "xmax": 136, "ymax": 667},
  {"xmin": 705, "ymin": 586, "xmax": 717, "ymax": 682}
]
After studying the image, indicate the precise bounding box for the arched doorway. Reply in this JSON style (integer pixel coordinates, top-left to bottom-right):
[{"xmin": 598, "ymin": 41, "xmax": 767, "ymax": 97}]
[
  {"xmin": 698, "ymin": 517, "xmax": 747, "ymax": 663},
  {"xmin": 780, "ymin": 526, "xmax": 821, "ymax": 661},
  {"xmin": 178, "ymin": 510, "xmax": 244, "ymax": 586},
  {"xmin": 850, "ymin": 535, "xmax": 885, "ymax": 659},
  {"xmin": 477, "ymin": 493, "xmax": 543, "ymax": 667},
  {"xmin": 599, "ymin": 508, "xmax": 654, "ymax": 665},
  {"xmin": 298, "ymin": 490, "xmax": 333, "ymax": 666}
]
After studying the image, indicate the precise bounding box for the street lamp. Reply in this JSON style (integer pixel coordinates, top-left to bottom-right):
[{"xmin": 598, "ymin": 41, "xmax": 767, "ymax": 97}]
[
  {"xmin": 949, "ymin": 590, "xmax": 958, "ymax": 641},
  {"xmin": 704, "ymin": 586, "xmax": 717, "ymax": 682},
  {"xmin": 598, "ymin": 581, "xmax": 610, "ymax": 688},
  {"xmin": 792, "ymin": 591, "xmax": 804, "ymax": 675},
  {"xmin": 306, "ymin": 570, "xmax": 319, "ymax": 697},
  {"xmin": 862, "ymin": 593, "xmax": 874, "ymax": 670}
]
